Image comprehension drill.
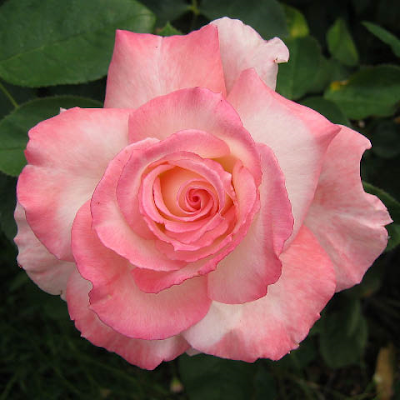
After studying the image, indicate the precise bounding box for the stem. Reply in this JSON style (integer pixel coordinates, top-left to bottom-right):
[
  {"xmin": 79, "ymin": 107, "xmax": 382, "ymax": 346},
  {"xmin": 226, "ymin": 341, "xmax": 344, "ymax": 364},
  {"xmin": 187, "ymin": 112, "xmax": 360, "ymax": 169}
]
[
  {"xmin": 191, "ymin": 0, "xmax": 200, "ymax": 15},
  {"xmin": 0, "ymin": 80, "xmax": 18, "ymax": 109}
]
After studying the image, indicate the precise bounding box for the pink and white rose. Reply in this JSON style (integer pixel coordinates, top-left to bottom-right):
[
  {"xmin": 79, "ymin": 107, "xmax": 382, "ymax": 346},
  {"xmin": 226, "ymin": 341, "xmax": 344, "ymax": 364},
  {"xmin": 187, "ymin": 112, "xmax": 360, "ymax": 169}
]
[{"xmin": 15, "ymin": 18, "xmax": 391, "ymax": 369}]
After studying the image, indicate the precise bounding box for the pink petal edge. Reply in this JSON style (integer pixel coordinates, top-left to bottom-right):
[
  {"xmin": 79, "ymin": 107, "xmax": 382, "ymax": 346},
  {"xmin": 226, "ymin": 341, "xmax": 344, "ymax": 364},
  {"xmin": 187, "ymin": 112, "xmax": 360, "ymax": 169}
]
[
  {"xmin": 212, "ymin": 17, "xmax": 289, "ymax": 92},
  {"xmin": 228, "ymin": 68, "xmax": 339, "ymax": 246},
  {"xmin": 183, "ymin": 225, "xmax": 336, "ymax": 361},
  {"xmin": 14, "ymin": 202, "xmax": 75, "ymax": 297},
  {"xmin": 17, "ymin": 107, "xmax": 131, "ymax": 261},
  {"xmin": 72, "ymin": 201, "xmax": 212, "ymax": 341},
  {"xmin": 305, "ymin": 125, "xmax": 391, "ymax": 291},
  {"xmin": 67, "ymin": 269, "xmax": 189, "ymax": 370},
  {"xmin": 104, "ymin": 24, "xmax": 226, "ymax": 109}
]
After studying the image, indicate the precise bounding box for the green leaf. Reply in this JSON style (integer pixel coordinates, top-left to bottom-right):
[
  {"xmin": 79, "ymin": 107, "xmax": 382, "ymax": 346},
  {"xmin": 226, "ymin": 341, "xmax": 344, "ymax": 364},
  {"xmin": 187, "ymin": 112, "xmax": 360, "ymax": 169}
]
[
  {"xmin": 0, "ymin": 80, "xmax": 35, "ymax": 119},
  {"xmin": 283, "ymin": 5, "xmax": 309, "ymax": 38},
  {"xmin": 370, "ymin": 120, "xmax": 400, "ymax": 159},
  {"xmin": 300, "ymin": 96, "xmax": 350, "ymax": 126},
  {"xmin": 140, "ymin": 0, "xmax": 189, "ymax": 27},
  {"xmin": 156, "ymin": 22, "xmax": 181, "ymax": 37},
  {"xmin": 324, "ymin": 65, "xmax": 400, "ymax": 119},
  {"xmin": 47, "ymin": 80, "xmax": 106, "ymax": 103},
  {"xmin": 319, "ymin": 298, "xmax": 368, "ymax": 369},
  {"xmin": 253, "ymin": 364, "xmax": 277, "ymax": 400},
  {"xmin": 309, "ymin": 58, "xmax": 353, "ymax": 94},
  {"xmin": 0, "ymin": 96, "xmax": 102, "ymax": 176},
  {"xmin": 386, "ymin": 224, "xmax": 400, "ymax": 251},
  {"xmin": 179, "ymin": 354, "xmax": 260, "ymax": 400},
  {"xmin": 307, "ymin": 55, "xmax": 332, "ymax": 93},
  {"xmin": 0, "ymin": 0, "xmax": 155, "ymax": 87},
  {"xmin": 276, "ymin": 36, "xmax": 322, "ymax": 100},
  {"xmin": 278, "ymin": 336, "xmax": 317, "ymax": 370},
  {"xmin": 326, "ymin": 18, "xmax": 359, "ymax": 66},
  {"xmin": 363, "ymin": 21, "xmax": 400, "ymax": 57},
  {"xmin": 0, "ymin": 173, "xmax": 17, "ymax": 241},
  {"xmin": 200, "ymin": 0, "xmax": 288, "ymax": 39},
  {"xmin": 346, "ymin": 259, "xmax": 385, "ymax": 298}
]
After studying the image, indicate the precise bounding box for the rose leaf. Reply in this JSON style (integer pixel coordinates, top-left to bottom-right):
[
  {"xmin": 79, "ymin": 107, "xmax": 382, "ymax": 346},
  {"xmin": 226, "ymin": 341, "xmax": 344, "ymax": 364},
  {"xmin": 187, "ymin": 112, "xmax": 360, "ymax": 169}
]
[{"xmin": 0, "ymin": 0, "xmax": 155, "ymax": 87}]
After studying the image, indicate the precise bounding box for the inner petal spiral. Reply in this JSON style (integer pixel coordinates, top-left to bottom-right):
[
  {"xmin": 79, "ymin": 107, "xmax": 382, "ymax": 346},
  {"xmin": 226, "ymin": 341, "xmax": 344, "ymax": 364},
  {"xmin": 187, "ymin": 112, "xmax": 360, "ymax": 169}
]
[
  {"xmin": 138, "ymin": 154, "xmax": 237, "ymax": 252},
  {"xmin": 178, "ymin": 180, "xmax": 217, "ymax": 216}
]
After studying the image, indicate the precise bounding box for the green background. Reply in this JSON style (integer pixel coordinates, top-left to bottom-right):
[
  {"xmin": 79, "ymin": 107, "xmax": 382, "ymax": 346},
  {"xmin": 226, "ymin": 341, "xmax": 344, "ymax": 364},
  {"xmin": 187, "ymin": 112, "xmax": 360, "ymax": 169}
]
[{"xmin": 0, "ymin": 0, "xmax": 399, "ymax": 398}]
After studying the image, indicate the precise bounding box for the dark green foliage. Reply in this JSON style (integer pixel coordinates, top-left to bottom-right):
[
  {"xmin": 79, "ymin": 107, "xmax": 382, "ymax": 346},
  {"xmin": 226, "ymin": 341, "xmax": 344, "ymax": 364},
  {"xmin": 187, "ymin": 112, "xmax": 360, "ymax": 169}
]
[
  {"xmin": 324, "ymin": 65, "xmax": 400, "ymax": 120},
  {"xmin": 0, "ymin": 0, "xmax": 399, "ymax": 399},
  {"xmin": 179, "ymin": 354, "xmax": 264, "ymax": 400},
  {"xmin": 327, "ymin": 18, "xmax": 359, "ymax": 66},
  {"xmin": 200, "ymin": 0, "xmax": 288, "ymax": 39},
  {"xmin": 140, "ymin": 0, "xmax": 189, "ymax": 27},
  {"xmin": 362, "ymin": 21, "xmax": 400, "ymax": 57},
  {"xmin": 276, "ymin": 36, "xmax": 323, "ymax": 100},
  {"xmin": 0, "ymin": 173, "xmax": 17, "ymax": 240},
  {"xmin": 0, "ymin": 0, "xmax": 155, "ymax": 87},
  {"xmin": 319, "ymin": 299, "xmax": 368, "ymax": 369}
]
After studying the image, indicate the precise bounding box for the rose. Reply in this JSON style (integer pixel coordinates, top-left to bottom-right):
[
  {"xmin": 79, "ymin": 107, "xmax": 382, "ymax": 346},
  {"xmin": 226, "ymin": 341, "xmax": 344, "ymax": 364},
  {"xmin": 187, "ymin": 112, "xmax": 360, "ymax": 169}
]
[{"xmin": 15, "ymin": 18, "xmax": 391, "ymax": 370}]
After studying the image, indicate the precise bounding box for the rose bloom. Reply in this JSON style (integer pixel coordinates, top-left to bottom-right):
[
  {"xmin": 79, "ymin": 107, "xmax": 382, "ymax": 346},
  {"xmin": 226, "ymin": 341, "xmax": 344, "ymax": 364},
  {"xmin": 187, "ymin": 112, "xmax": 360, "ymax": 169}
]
[{"xmin": 15, "ymin": 18, "xmax": 391, "ymax": 369}]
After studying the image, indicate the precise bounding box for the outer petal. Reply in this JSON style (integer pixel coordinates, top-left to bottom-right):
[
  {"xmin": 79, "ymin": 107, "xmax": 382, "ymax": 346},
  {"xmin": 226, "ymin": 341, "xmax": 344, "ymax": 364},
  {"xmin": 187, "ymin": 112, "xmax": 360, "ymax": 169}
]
[
  {"xmin": 67, "ymin": 269, "xmax": 189, "ymax": 370},
  {"xmin": 305, "ymin": 126, "xmax": 391, "ymax": 291},
  {"xmin": 132, "ymin": 262, "xmax": 204, "ymax": 294},
  {"xmin": 104, "ymin": 25, "xmax": 226, "ymax": 109},
  {"xmin": 206, "ymin": 144, "xmax": 293, "ymax": 304},
  {"xmin": 228, "ymin": 69, "xmax": 339, "ymax": 245},
  {"xmin": 17, "ymin": 108, "xmax": 131, "ymax": 261},
  {"xmin": 212, "ymin": 17, "xmax": 289, "ymax": 92},
  {"xmin": 183, "ymin": 226, "xmax": 336, "ymax": 361},
  {"xmin": 72, "ymin": 202, "xmax": 211, "ymax": 340},
  {"xmin": 128, "ymin": 87, "xmax": 262, "ymax": 186},
  {"xmin": 14, "ymin": 203, "xmax": 75, "ymax": 297}
]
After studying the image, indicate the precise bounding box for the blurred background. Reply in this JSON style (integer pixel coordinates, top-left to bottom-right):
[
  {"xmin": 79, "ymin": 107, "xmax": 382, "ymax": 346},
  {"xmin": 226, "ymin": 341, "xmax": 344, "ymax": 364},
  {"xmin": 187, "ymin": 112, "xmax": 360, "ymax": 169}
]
[{"xmin": 0, "ymin": 0, "xmax": 399, "ymax": 398}]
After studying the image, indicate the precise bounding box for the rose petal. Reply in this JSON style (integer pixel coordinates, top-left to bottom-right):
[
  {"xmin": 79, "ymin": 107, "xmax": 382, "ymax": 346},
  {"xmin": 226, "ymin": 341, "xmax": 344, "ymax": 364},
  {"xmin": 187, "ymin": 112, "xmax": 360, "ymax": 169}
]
[
  {"xmin": 183, "ymin": 225, "xmax": 336, "ymax": 361},
  {"xmin": 91, "ymin": 139, "xmax": 185, "ymax": 272},
  {"xmin": 116, "ymin": 129, "xmax": 231, "ymax": 241},
  {"xmin": 158, "ymin": 179, "xmax": 218, "ymax": 225},
  {"xmin": 17, "ymin": 107, "xmax": 131, "ymax": 261},
  {"xmin": 139, "ymin": 156, "xmax": 229, "ymax": 223},
  {"xmin": 206, "ymin": 144, "xmax": 293, "ymax": 304},
  {"xmin": 139, "ymin": 156, "xmax": 234, "ymax": 251},
  {"xmin": 128, "ymin": 88, "xmax": 262, "ymax": 186},
  {"xmin": 132, "ymin": 262, "xmax": 205, "ymax": 294},
  {"xmin": 72, "ymin": 201, "xmax": 212, "ymax": 340},
  {"xmin": 155, "ymin": 209, "xmax": 236, "ymax": 262},
  {"xmin": 134, "ymin": 162, "xmax": 260, "ymax": 294},
  {"xmin": 14, "ymin": 203, "xmax": 75, "ymax": 297},
  {"xmin": 104, "ymin": 24, "xmax": 226, "ymax": 109},
  {"xmin": 228, "ymin": 69, "xmax": 339, "ymax": 245},
  {"xmin": 305, "ymin": 125, "xmax": 391, "ymax": 291},
  {"xmin": 67, "ymin": 269, "xmax": 189, "ymax": 370},
  {"xmin": 212, "ymin": 17, "xmax": 289, "ymax": 92},
  {"xmin": 92, "ymin": 130, "xmax": 231, "ymax": 270}
]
